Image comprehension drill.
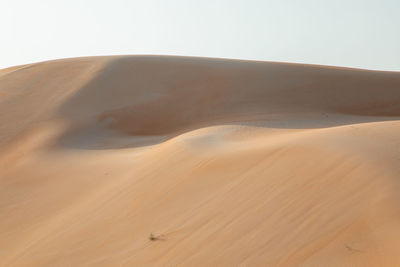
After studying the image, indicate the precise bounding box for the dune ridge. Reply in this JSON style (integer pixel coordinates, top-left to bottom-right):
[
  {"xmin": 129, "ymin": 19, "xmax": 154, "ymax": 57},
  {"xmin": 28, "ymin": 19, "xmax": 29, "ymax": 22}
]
[{"xmin": 0, "ymin": 56, "xmax": 400, "ymax": 266}]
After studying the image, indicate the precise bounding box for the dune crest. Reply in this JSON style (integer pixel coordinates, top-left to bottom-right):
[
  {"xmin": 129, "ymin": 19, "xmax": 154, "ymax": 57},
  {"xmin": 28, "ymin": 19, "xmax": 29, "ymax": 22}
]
[{"xmin": 0, "ymin": 56, "xmax": 400, "ymax": 266}]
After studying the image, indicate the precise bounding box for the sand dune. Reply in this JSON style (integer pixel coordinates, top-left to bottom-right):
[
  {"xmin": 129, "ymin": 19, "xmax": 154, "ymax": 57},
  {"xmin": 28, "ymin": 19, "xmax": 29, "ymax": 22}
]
[{"xmin": 0, "ymin": 55, "xmax": 400, "ymax": 266}]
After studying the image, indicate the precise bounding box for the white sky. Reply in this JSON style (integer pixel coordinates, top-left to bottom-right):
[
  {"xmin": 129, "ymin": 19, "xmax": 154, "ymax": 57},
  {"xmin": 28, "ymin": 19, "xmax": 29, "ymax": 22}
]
[{"xmin": 1, "ymin": 0, "xmax": 399, "ymax": 70}]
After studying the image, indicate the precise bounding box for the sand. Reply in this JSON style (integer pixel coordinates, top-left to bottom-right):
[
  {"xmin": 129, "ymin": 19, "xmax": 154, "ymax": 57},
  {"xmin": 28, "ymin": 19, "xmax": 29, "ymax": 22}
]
[{"xmin": 0, "ymin": 55, "xmax": 400, "ymax": 266}]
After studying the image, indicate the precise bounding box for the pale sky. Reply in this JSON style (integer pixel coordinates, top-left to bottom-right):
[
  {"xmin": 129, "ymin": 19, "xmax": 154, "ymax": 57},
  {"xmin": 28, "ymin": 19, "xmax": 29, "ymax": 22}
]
[{"xmin": 1, "ymin": 0, "xmax": 399, "ymax": 70}]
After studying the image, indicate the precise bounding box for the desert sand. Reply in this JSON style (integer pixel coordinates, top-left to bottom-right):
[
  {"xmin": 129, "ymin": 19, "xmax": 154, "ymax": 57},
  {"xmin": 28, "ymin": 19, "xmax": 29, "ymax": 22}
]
[{"xmin": 0, "ymin": 55, "xmax": 400, "ymax": 266}]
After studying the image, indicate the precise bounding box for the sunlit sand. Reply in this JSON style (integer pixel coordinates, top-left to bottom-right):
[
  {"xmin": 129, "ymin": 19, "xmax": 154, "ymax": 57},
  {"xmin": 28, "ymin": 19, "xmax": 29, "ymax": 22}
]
[{"xmin": 1, "ymin": 56, "xmax": 400, "ymax": 266}]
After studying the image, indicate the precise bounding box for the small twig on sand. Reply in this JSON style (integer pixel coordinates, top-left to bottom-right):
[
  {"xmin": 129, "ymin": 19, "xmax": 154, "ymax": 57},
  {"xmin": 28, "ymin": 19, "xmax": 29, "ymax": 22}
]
[{"xmin": 345, "ymin": 245, "xmax": 362, "ymax": 253}]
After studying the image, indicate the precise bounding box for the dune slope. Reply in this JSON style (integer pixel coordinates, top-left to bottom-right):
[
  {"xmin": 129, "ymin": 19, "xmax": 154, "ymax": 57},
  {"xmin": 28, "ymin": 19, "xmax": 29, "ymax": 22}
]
[{"xmin": 0, "ymin": 56, "xmax": 400, "ymax": 266}]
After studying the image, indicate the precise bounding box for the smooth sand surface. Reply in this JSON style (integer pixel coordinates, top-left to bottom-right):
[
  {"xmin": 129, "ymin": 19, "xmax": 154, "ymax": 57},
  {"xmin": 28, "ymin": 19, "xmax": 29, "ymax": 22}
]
[{"xmin": 0, "ymin": 55, "xmax": 400, "ymax": 266}]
